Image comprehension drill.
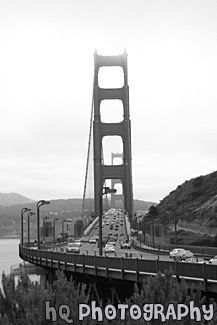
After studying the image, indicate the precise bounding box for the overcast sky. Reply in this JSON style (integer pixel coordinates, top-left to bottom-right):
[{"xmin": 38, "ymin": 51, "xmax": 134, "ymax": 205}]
[{"xmin": 1, "ymin": 0, "xmax": 217, "ymax": 204}]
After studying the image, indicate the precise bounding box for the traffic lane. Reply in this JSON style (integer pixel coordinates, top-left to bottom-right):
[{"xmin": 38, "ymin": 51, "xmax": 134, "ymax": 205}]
[
  {"xmin": 78, "ymin": 242, "xmax": 171, "ymax": 261},
  {"xmin": 66, "ymin": 210, "xmax": 171, "ymax": 260}
]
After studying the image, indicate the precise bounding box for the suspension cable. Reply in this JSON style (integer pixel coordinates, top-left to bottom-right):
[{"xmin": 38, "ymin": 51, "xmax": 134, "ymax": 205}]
[{"xmin": 81, "ymin": 82, "xmax": 94, "ymax": 218}]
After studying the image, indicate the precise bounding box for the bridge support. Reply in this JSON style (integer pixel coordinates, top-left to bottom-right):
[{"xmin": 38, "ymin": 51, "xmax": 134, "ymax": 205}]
[
  {"xmin": 40, "ymin": 268, "xmax": 56, "ymax": 288},
  {"xmin": 93, "ymin": 50, "xmax": 134, "ymax": 219}
]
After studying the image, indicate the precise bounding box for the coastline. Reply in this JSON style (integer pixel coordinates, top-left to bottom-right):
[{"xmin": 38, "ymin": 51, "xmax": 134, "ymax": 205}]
[{"xmin": 0, "ymin": 236, "xmax": 20, "ymax": 240}]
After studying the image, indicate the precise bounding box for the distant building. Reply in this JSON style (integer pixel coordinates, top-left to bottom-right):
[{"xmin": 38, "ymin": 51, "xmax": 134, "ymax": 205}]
[{"xmin": 74, "ymin": 220, "xmax": 84, "ymax": 238}]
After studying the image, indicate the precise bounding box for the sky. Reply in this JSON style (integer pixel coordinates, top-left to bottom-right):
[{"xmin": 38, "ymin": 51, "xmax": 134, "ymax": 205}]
[{"xmin": 0, "ymin": 0, "xmax": 217, "ymax": 204}]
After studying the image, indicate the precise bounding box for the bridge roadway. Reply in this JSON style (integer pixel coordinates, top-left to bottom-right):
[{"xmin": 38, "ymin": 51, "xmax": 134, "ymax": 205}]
[
  {"xmin": 19, "ymin": 209, "xmax": 217, "ymax": 295},
  {"xmin": 61, "ymin": 208, "xmax": 171, "ymax": 261}
]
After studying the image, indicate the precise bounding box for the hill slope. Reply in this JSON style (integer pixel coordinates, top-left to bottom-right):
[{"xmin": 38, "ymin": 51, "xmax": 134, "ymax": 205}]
[
  {"xmin": 156, "ymin": 170, "xmax": 217, "ymax": 229},
  {"xmin": 0, "ymin": 193, "xmax": 34, "ymax": 206}
]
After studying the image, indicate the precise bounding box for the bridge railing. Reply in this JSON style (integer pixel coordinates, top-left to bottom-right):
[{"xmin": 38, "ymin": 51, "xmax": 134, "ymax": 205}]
[{"xmin": 19, "ymin": 245, "xmax": 217, "ymax": 283}]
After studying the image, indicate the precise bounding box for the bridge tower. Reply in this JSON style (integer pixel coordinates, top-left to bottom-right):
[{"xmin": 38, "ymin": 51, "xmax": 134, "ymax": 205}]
[
  {"xmin": 93, "ymin": 50, "xmax": 134, "ymax": 219},
  {"xmin": 110, "ymin": 152, "xmax": 124, "ymax": 209}
]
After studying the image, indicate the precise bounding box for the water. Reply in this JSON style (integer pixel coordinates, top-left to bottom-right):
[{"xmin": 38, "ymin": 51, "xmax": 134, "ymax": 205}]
[
  {"xmin": 0, "ymin": 238, "xmax": 39, "ymax": 290},
  {"xmin": 0, "ymin": 238, "xmax": 22, "ymax": 276}
]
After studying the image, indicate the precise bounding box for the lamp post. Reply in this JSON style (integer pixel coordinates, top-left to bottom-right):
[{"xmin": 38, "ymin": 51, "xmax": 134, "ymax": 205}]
[
  {"xmin": 37, "ymin": 200, "xmax": 50, "ymax": 249},
  {"xmin": 27, "ymin": 211, "xmax": 35, "ymax": 247},
  {"xmin": 21, "ymin": 208, "xmax": 31, "ymax": 246},
  {"xmin": 42, "ymin": 216, "xmax": 50, "ymax": 242},
  {"xmin": 53, "ymin": 218, "xmax": 60, "ymax": 243},
  {"xmin": 99, "ymin": 187, "xmax": 116, "ymax": 256},
  {"xmin": 137, "ymin": 216, "xmax": 142, "ymax": 242}
]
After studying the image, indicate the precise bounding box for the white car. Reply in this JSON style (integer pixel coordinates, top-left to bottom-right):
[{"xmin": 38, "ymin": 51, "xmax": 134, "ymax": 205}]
[
  {"xmin": 120, "ymin": 240, "xmax": 131, "ymax": 249},
  {"xmin": 104, "ymin": 244, "xmax": 115, "ymax": 253},
  {"xmin": 169, "ymin": 248, "xmax": 187, "ymax": 261},
  {"xmin": 108, "ymin": 239, "xmax": 116, "ymax": 246},
  {"xmin": 89, "ymin": 237, "xmax": 96, "ymax": 244},
  {"xmin": 66, "ymin": 243, "xmax": 80, "ymax": 253},
  {"xmin": 183, "ymin": 256, "xmax": 205, "ymax": 263},
  {"xmin": 207, "ymin": 256, "xmax": 217, "ymax": 265},
  {"xmin": 74, "ymin": 239, "xmax": 82, "ymax": 247}
]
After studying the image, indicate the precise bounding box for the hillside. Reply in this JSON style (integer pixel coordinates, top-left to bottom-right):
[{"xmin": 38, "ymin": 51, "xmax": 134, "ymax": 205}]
[
  {"xmin": 0, "ymin": 193, "xmax": 34, "ymax": 206},
  {"xmin": 0, "ymin": 197, "xmax": 155, "ymax": 237},
  {"xmin": 156, "ymin": 170, "xmax": 217, "ymax": 230}
]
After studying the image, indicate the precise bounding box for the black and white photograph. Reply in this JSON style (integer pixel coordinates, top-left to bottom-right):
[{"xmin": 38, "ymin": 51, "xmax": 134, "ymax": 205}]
[{"xmin": 0, "ymin": 1, "xmax": 217, "ymax": 324}]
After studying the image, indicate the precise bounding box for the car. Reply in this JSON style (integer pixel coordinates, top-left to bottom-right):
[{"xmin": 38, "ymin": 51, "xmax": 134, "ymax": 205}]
[
  {"xmin": 120, "ymin": 240, "xmax": 131, "ymax": 249},
  {"xmin": 207, "ymin": 256, "xmax": 217, "ymax": 264},
  {"xmin": 89, "ymin": 237, "xmax": 96, "ymax": 244},
  {"xmin": 56, "ymin": 235, "xmax": 64, "ymax": 243},
  {"xmin": 74, "ymin": 239, "xmax": 82, "ymax": 247},
  {"xmin": 183, "ymin": 257, "xmax": 205, "ymax": 263},
  {"xmin": 108, "ymin": 239, "xmax": 116, "ymax": 246},
  {"xmin": 169, "ymin": 248, "xmax": 187, "ymax": 261},
  {"xmin": 104, "ymin": 244, "xmax": 115, "ymax": 253},
  {"xmin": 66, "ymin": 243, "xmax": 80, "ymax": 253}
]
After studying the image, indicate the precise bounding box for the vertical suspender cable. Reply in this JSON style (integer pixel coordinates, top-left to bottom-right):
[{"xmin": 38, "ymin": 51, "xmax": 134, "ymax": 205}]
[{"xmin": 81, "ymin": 82, "xmax": 94, "ymax": 218}]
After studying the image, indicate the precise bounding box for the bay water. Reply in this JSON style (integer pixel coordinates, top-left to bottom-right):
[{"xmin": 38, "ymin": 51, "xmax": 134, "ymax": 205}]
[{"xmin": 0, "ymin": 238, "xmax": 39, "ymax": 290}]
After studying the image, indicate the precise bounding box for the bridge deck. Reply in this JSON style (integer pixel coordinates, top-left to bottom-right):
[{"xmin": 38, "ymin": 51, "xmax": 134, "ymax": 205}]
[{"xmin": 19, "ymin": 245, "xmax": 217, "ymax": 294}]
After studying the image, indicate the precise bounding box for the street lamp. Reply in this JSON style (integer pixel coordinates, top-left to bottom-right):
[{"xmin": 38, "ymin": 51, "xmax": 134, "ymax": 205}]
[
  {"xmin": 42, "ymin": 216, "xmax": 50, "ymax": 243},
  {"xmin": 137, "ymin": 216, "xmax": 141, "ymax": 241},
  {"xmin": 21, "ymin": 208, "xmax": 31, "ymax": 246},
  {"xmin": 37, "ymin": 200, "xmax": 50, "ymax": 249},
  {"xmin": 99, "ymin": 187, "xmax": 116, "ymax": 256},
  {"xmin": 53, "ymin": 217, "xmax": 60, "ymax": 243},
  {"xmin": 27, "ymin": 211, "xmax": 35, "ymax": 247}
]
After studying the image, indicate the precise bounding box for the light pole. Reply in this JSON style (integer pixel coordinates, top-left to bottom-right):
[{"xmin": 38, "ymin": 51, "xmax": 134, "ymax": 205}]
[
  {"xmin": 152, "ymin": 217, "xmax": 155, "ymax": 245},
  {"xmin": 21, "ymin": 208, "xmax": 31, "ymax": 246},
  {"xmin": 42, "ymin": 216, "xmax": 50, "ymax": 242},
  {"xmin": 53, "ymin": 218, "xmax": 60, "ymax": 243},
  {"xmin": 99, "ymin": 187, "xmax": 116, "ymax": 256},
  {"xmin": 27, "ymin": 211, "xmax": 35, "ymax": 247},
  {"xmin": 37, "ymin": 200, "xmax": 50, "ymax": 249},
  {"xmin": 137, "ymin": 216, "xmax": 142, "ymax": 241}
]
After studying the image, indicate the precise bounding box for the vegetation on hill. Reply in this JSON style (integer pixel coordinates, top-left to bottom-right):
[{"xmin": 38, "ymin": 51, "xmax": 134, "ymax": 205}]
[
  {"xmin": 0, "ymin": 198, "xmax": 155, "ymax": 237},
  {"xmin": 156, "ymin": 171, "xmax": 217, "ymax": 230}
]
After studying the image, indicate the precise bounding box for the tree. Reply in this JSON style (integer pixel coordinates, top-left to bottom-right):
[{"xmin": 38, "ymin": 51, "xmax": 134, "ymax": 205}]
[{"xmin": 0, "ymin": 269, "xmax": 216, "ymax": 324}]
